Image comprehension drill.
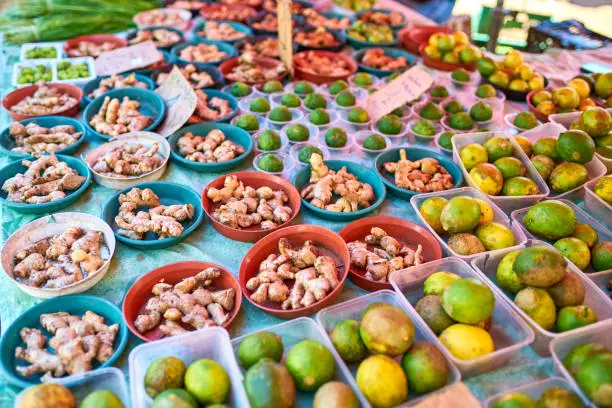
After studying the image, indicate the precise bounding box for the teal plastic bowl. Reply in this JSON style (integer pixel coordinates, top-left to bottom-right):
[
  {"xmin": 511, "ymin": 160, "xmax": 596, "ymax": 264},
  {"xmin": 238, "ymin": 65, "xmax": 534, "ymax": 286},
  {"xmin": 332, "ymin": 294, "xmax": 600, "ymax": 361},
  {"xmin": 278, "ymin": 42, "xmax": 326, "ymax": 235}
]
[
  {"xmin": 126, "ymin": 26, "xmax": 185, "ymax": 51},
  {"xmin": 356, "ymin": 8, "xmax": 407, "ymax": 31},
  {"xmin": 169, "ymin": 122, "xmax": 253, "ymax": 172},
  {"xmin": 83, "ymin": 88, "xmax": 166, "ymax": 141},
  {"xmin": 0, "ymin": 154, "xmax": 91, "ymax": 214},
  {"xmin": 354, "ymin": 47, "xmax": 414, "ymax": 77},
  {"xmin": 151, "ymin": 61, "xmax": 224, "ymax": 90},
  {"xmin": 102, "ymin": 181, "xmax": 204, "ymax": 249},
  {"xmin": 193, "ymin": 20, "xmax": 253, "ymax": 45},
  {"xmin": 0, "ymin": 294, "xmax": 128, "ymax": 388},
  {"xmin": 0, "ymin": 116, "xmax": 86, "ymax": 159},
  {"xmin": 345, "ymin": 29, "xmax": 398, "ymax": 50},
  {"xmin": 128, "ymin": 49, "xmax": 174, "ymax": 77},
  {"xmin": 293, "ymin": 160, "xmax": 386, "ymax": 221},
  {"xmin": 82, "ymin": 73, "xmax": 156, "ymax": 105},
  {"xmin": 375, "ymin": 147, "xmax": 463, "ymax": 200},
  {"xmin": 189, "ymin": 89, "xmax": 239, "ymax": 124},
  {"xmin": 171, "ymin": 40, "xmax": 237, "ymax": 66}
]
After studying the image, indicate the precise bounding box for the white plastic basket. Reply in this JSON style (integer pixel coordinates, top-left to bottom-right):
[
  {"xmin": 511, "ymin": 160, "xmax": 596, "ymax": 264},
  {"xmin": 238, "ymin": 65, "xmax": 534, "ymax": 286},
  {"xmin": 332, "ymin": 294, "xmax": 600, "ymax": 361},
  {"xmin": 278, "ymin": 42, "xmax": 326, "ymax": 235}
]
[
  {"xmin": 19, "ymin": 42, "xmax": 64, "ymax": 61},
  {"xmin": 583, "ymin": 175, "xmax": 612, "ymax": 230},
  {"xmin": 483, "ymin": 376, "xmax": 589, "ymax": 408},
  {"xmin": 129, "ymin": 327, "xmax": 249, "ymax": 408},
  {"xmin": 56, "ymin": 57, "xmax": 97, "ymax": 87},
  {"xmin": 390, "ymin": 257, "xmax": 534, "ymax": 378},
  {"xmin": 12, "ymin": 60, "xmax": 56, "ymax": 88}
]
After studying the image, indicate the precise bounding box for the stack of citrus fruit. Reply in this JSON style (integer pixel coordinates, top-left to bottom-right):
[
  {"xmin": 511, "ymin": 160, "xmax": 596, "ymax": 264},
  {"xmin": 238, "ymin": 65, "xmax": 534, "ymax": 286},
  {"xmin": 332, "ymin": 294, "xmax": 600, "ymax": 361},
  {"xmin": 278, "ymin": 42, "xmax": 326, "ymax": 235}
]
[{"xmin": 478, "ymin": 49, "xmax": 545, "ymax": 94}]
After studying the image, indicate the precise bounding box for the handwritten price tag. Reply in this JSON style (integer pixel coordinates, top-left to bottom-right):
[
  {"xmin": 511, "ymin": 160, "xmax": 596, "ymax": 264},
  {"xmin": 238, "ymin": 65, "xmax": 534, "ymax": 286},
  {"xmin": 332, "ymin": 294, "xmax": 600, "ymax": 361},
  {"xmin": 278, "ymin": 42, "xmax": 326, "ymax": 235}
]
[
  {"xmin": 277, "ymin": 0, "xmax": 294, "ymax": 77},
  {"xmin": 413, "ymin": 383, "xmax": 480, "ymax": 408},
  {"xmin": 367, "ymin": 66, "xmax": 434, "ymax": 122},
  {"xmin": 94, "ymin": 41, "xmax": 162, "ymax": 76},
  {"xmin": 154, "ymin": 66, "xmax": 197, "ymax": 137}
]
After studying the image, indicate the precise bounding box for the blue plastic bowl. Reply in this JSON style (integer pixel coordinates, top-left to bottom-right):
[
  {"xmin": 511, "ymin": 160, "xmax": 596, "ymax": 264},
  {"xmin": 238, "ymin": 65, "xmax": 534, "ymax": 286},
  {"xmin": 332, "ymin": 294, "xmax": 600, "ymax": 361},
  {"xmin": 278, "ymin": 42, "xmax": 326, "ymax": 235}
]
[
  {"xmin": 354, "ymin": 47, "xmax": 415, "ymax": 77},
  {"xmin": 169, "ymin": 122, "xmax": 253, "ymax": 172},
  {"xmin": 0, "ymin": 294, "xmax": 128, "ymax": 388},
  {"xmin": 375, "ymin": 147, "xmax": 464, "ymax": 200},
  {"xmin": 82, "ymin": 73, "xmax": 156, "ymax": 105},
  {"xmin": 126, "ymin": 26, "xmax": 185, "ymax": 51},
  {"xmin": 189, "ymin": 89, "xmax": 239, "ymax": 124},
  {"xmin": 293, "ymin": 160, "xmax": 386, "ymax": 221},
  {"xmin": 0, "ymin": 117, "xmax": 86, "ymax": 159},
  {"xmin": 193, "ymin": 20, "xmax": 254, "ymax": 45},
  {"xmin": 356, "ymin": 8, "xmax": 407, "ymax": 31},
  {"xmin": 171, "ymin": 40, "xmax": 237, "ymax": 66},
  {"xmin": 83, "ymin": 88, "xmax": 166, "ymax": 141},
  {"xmin": 0, "ymin": 154, "xmax": 92, "ymax": 214},
  {"xmin": 101, "ymin": 181, "xmax": 204, "ymax": 249},
  {"xmin": 345, "ymin": 28, "xmax": 398, "ymax": 50},
  {"xmin": 294, "ymin": 28, "xmax": 346, "ymax": 53},
  {"xmin": 127, "ymin": 49, "xmax": 174, "ymax": 77},
  {"xmin": 151, "ymin": 61, "xmax": 225, "ymax": 90}
]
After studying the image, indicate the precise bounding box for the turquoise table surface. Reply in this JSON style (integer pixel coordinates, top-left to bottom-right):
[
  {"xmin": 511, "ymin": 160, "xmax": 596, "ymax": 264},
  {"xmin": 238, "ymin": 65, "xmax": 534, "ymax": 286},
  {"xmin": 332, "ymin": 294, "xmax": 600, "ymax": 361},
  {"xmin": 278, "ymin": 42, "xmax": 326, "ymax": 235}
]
[{"xmin": 0, "ymin": 44, "xmax": 560, "ymax": 406}]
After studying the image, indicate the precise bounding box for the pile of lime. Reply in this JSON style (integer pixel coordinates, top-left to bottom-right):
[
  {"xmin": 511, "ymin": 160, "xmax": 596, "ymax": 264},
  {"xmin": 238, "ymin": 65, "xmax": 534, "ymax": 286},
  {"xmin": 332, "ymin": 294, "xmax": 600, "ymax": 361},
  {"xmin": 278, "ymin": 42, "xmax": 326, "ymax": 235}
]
[
  {"xmin": 563, "ymin": 341, "xmax": 612, "ymax": 407},
  {"xmin": 422, "ymin": 31, "xmax": 481, "ymax": 65},
  {"xmin": 522, "ymin": 200, "xmax": 611, "ymax": 273},
  {"xmin": 346, "ymin": 21, "xmax": 394, "ymax": 44},
  {"xmin": 569, "ymin": 106, "xmax": 612, "ymax": 160},
  {"xmin": 459, "ymin": 136, "xmax": 540, "ymax": 196},
  {"xmin": 57, "ymin": 61, "xmax": 90, "ymax": 80},
  {"xmin": 237, "ymin": 331, "xmax": 360, "ymax": 408},
  {"xmin": 492, "ymin": 386, "xmax": 585, "ymax": 408},
  {"xmin": 415, "ymin": 272, "xmax": 496, "ymax": 360},
  {"xmin": 143, "ymin": 355, "xmax": 231, "ymax": 407},
  {"xmin": 419, "ymin": 194, "xmax": 516, "ymax": 255},
  {"xmin": 496, "ymin": 244, "xmax": 599, "ymax": 333},
  {"xmin": 478, "ymin": 49, "xmax": 545, "ymax": 93},
  {"xmin": 25, "ymin": 46, "xmax": 57, "ymax": 59},
  {"xmin": 331, "ymin": 302, "xmax": 450, "ymax": 407},
  {"xmin": 17, "ymin": 384, "xmax": 124, "ymax": 408},
  {"xmin": 17, "ymin": 65, "xmax": 52, "ymax": 84}
]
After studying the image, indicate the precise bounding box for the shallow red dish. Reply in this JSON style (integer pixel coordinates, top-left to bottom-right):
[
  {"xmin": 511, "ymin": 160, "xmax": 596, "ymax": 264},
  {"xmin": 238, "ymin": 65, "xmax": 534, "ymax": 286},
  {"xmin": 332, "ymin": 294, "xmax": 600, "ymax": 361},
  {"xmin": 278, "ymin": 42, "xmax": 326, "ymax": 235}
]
[
  {"xmin": 199, "ymin": 3, "xmax": 257, "ymax": 22},
  {"xmin": 63, "ymin": 34, "xmax": 127, "ymax": 57},
  {"xmin": 2, "ymin": 83, "xmax": 83, "ymax": 121},
  {"xmin": 219, "ymin": 56, "xmax": 289, "ymax": 85},
  {"xmin": 338, "ymin": 215, "xmax": 443, "ymax": 292},
  {"xmin": 401, "ymin": 25, "xmax": 451, "ymax": 54},
  {"xmin": 202, "ymin": 171, "xmax": 301, "ymax": 242},
  {"xmin": 292, "ymin": 50, "xmax": 358, "ymax": 84},
  {"xmin": 122, "ymin": 261, "xmax": 242, "ymax": 342},
  {"xmin": 239, "ymin": 225, "xmax": 350, "ymax": 319},
  {"xmin": 418, "ymin": 43, "xmax": 476, "ymax": 72}
]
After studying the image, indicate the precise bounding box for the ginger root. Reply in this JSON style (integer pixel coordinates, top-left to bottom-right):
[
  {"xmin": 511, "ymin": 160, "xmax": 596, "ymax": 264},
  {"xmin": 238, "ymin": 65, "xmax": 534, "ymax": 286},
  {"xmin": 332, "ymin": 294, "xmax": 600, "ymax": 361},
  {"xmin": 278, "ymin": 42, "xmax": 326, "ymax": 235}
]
[
  {"xmin": 91, "ymin": 142, "xmax": 163, "ymax": 178},
  {"xmin": 89, "ymin": 96, "xmax": 153, "ymax": 137},
  {"xmin": 178, "ymin": 129, "xmax": 245, "ymax": 163},
  {"xmin": 383, "ymin": 149, "xmax": 454, "ymax": 192}
]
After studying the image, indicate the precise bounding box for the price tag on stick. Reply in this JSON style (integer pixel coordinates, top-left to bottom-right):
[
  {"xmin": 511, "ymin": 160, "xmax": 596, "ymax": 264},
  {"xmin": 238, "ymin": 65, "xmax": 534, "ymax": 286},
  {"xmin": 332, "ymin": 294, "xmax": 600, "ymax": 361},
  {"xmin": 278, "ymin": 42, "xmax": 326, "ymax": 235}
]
[
  {"xmin": 94, "ymin": 41, "xmax": 162, "ymax": 76},
  {"xmin": 277, "ymin": 0, "xmax": 294, "ymax": 77},
  {"xmin": 154, "ymin": 66, "xmax": 198, "ymax": 137},
  {"xmin": 367, "ymin": 66, "xmax": 434, "ymax": 123}
]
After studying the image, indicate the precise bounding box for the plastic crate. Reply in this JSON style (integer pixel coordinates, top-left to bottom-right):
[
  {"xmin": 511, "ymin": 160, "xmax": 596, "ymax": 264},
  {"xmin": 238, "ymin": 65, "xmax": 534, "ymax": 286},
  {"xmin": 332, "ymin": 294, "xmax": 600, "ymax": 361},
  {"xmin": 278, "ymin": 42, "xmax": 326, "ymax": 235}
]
[{"xmin": 483, "ymin": 376, "xmax": 589, "ymax": 407}]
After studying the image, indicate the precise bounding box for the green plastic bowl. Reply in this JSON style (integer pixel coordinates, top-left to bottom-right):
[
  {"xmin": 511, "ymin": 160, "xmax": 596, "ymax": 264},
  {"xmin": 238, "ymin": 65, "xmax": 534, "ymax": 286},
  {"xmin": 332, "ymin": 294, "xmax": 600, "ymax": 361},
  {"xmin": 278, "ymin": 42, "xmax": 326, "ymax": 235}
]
[
  {"xmin": 354, "ymin": 47, "xmax": 414, "ymax": 77},
  {"xmin": 293, "ymin": 160, "xmax": 386, "ymax": 221},
  {"xmin": 101, "ymin": 181, "xmax": 204, "ymax": 249},
  {"xmin": 82, "ymin": 73, "xmax": 156, "ymax": 105},
  {"xmin": 171, "ymin": 40, "xmax": 237, "ymax": 66},
  {"xmin": 0, "ymin": 116, "xmax": 86, "ymax": 159},
  {"xmin": 0, "ymin": 154, "xmax": 91, "ymax": 214},
  {"xmin": 0, "ymin": 294, "xmax": 128, "ymax": 388},
  {"xmin": 375, "ymin": 147, "xmax": 464, "ymax": 200},
  {"xmin": 193, "ymin": 20, "xmax": 253, "ymax": 45},
  {"xmin": 83, "ymin": 88, "xmax": 166, "ymax": 141},
  {"xmin": 169, "ymin": 122, "xmax": 253, "ymax": 172}
]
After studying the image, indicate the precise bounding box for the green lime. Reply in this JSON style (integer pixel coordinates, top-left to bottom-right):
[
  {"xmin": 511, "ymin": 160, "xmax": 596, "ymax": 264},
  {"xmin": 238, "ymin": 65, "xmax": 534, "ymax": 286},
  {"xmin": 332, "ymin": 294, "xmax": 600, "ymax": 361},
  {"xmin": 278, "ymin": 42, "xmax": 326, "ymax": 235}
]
[
  {"xmin": 335, "ymin": 91, "xmax": 357, "ymax": 107},
  {"xmin": 258, "ymin": 153, "xmax": 284, "ymax": 172},
  {"xmin": 294, "ymin": 81, "xmax": 314, "ymax": 95},
  {"xmin": 348, "ymin": 107, "xmax": 369, "ymax": 123},
  {"xmin": 184, "ymin": 359, "xmax": 230, "ymax": 405},
  {"xmin": 331, "ymin": 319, "xmax": 367, "ymax": 363},
  {"xmin": 285, "ymin": 123, "xmax": 310, "ymax": 142},
  {"xmin": 250, "ymin": 97, "xmax": 270, "ymax": 113},
  {"xmin": 304, "ymin": 93, "xmax": 327, "ymax": 110},
  {"xmin": 263, "ymin": 80, "xmax": 283, "ymax": 93},
  {"xmin": 298, "ymin": 145, "xmax": 323, "ymax": 164},
  {"xmin": 325, "ymin": 127, "xmax": 348, "ymax": 148},
  {"xmin": 329, "ymin": 80, "xmax": 349, "ymax": 95},
  {"xmin": 309, "ymin": 108, "xmax": 330, "ymax": 125},
  {"xmin": 362, "ymin": 133, "xmax": 386, "ymax": 150},
  {"xmin": 238, "ymin": 331, "xmax": 284, "ymax": 369},
  {"xmin": 235, "ymin": 114, "xmax": 260, "ymax": 131},
  {"xmin": 229, "ymin": 82, "xmax": 251, "ymax": 97},
  {"xmin": 377, "ymin": 114, "xmax": 402, "ymax": 135},
  {"xmin": 269, "ymin": 106, "xmax": 292, "ymax": 122},
  {"xmin": 285, "ymin": 339, "xmax": 335, "ymax": 391},
  {"xmin": 281, "ymin": 93, "xmax": 301, "ymax": 108},
  {"xmin": 258, "ymin": 129, "xmax": 282, "ymax": 150}
]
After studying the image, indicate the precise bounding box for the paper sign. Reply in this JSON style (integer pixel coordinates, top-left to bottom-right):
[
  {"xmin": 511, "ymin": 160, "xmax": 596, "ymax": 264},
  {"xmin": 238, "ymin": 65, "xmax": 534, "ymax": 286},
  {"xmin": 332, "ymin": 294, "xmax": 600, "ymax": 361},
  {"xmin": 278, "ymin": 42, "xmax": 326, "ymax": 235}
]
[
  {"xmin": 95, "ymin": 41, "xmax": 162, "ymax": 76},
  {"xmin": 367, "ymin": 66, "xmax": 434, "ymax": 122},
  {"xmin": 154, "ymin": 66, "xmax": 197, "ymax": 137},
  {"xmin": 277, "ymin": 0, "xmax": 294, "ymax": 77},
  {"xmin": 414, "ymin": 383, "xmax": 480, "ymax": 408}
]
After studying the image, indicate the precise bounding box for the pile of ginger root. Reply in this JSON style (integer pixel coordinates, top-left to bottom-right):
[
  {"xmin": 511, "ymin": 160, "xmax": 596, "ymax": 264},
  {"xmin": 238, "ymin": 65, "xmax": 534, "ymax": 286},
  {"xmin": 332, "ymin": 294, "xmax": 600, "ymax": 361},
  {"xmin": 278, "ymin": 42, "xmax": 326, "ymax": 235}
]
[
  {"xmin": 135, "ymin": 267, "xmax": 236, "ymax": 337},
  {"xmin": 177, "ymin": 129, "xmax": 245, "ymax": 163},
  {"xmin": 114, "ymin": 187, "xmax": 195, "ymax": 240},
  {"xmin": 1, "ymin": 154, "xmax": 86, "ymax": 204},
  {"xmin": 89, "ymin": 95, "xmax": 153, "ymax": 137},
  {"xmin": 13, "ymin": 226, "xmax": 105, "ymax": 289},
  {"xmin": 9, "ymin": 121, "xmax": 81, "ymax": 156},
  {"xmin": 300, "ymin": 153, "xmax": 375, "ymax": 212},
  {"xmin": 383, "ymin": 149, "xmax": 454, "ymax": 193},
  {"xmin": 15, "ymin": 311, "xmax": 118, "ymax": 381},
  {"xmin": 207, "ymin": 174, "xmax": 293, "ymax": 230},
  {"xmin": 348, "ymin": 227, "xmax": 424, "ymax": 283},
  {"xmin": 247, "ymin": 239, "xmax": 339, "ymax": 310},
  {"xmin": 91, "ymin": 142, "xmax": 163, "ymax": 178}
]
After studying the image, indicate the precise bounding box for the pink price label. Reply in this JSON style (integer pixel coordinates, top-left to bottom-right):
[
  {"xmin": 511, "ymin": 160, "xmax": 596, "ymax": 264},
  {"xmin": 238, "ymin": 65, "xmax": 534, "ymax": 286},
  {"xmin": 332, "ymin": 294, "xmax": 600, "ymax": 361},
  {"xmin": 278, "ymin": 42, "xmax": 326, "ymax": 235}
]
[{"xmin": 94, "ymin": 41, "xmax": 162, "ymax": 76}]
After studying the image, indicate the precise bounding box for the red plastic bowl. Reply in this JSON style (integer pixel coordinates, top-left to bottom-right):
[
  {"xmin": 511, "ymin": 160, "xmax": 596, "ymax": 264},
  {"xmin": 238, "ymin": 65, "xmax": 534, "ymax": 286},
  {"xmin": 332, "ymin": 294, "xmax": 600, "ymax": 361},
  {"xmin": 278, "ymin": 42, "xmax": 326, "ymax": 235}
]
[
  {"xmin": 418, "ymin": 43, "xmax": 476, "ymax": 72},
  {"xmin": 239, "ymin": 225, "xmax": 350, "ymax": 318},
  {"xmin": 122, "ymin": 261, "xmax": 242, "ymax": 342},
  {"xmin": 219, "ymin": 56, "xmax": 289, "ymax": 85},
  {"xmin": 2, "ymin": 83, "xmax": 83, "ymax": 121},
  {"xmin": 401, "ymin": 25, "xmax": 452, "ymax": 54},
  {"xmin": 199, "ymin": 3, "xmax": 257, "ymax": 22},
  {"xmin": 338, "ymin": 215, "xmax": 443, "ymax": 291},
  {"xmin": 63, "ymin": 34, "xmax": 127, "ymax": 57},
  {"xmin": 526, "ymin": 87, "xmax": 553, "ymax": 123},
  {"xmin": 202, "ymin": 171, "xmax": 301, "ymax": 242},
  {"xmin": 292, "ymin": 50, "xmax": 358, "ymax": 84}
]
